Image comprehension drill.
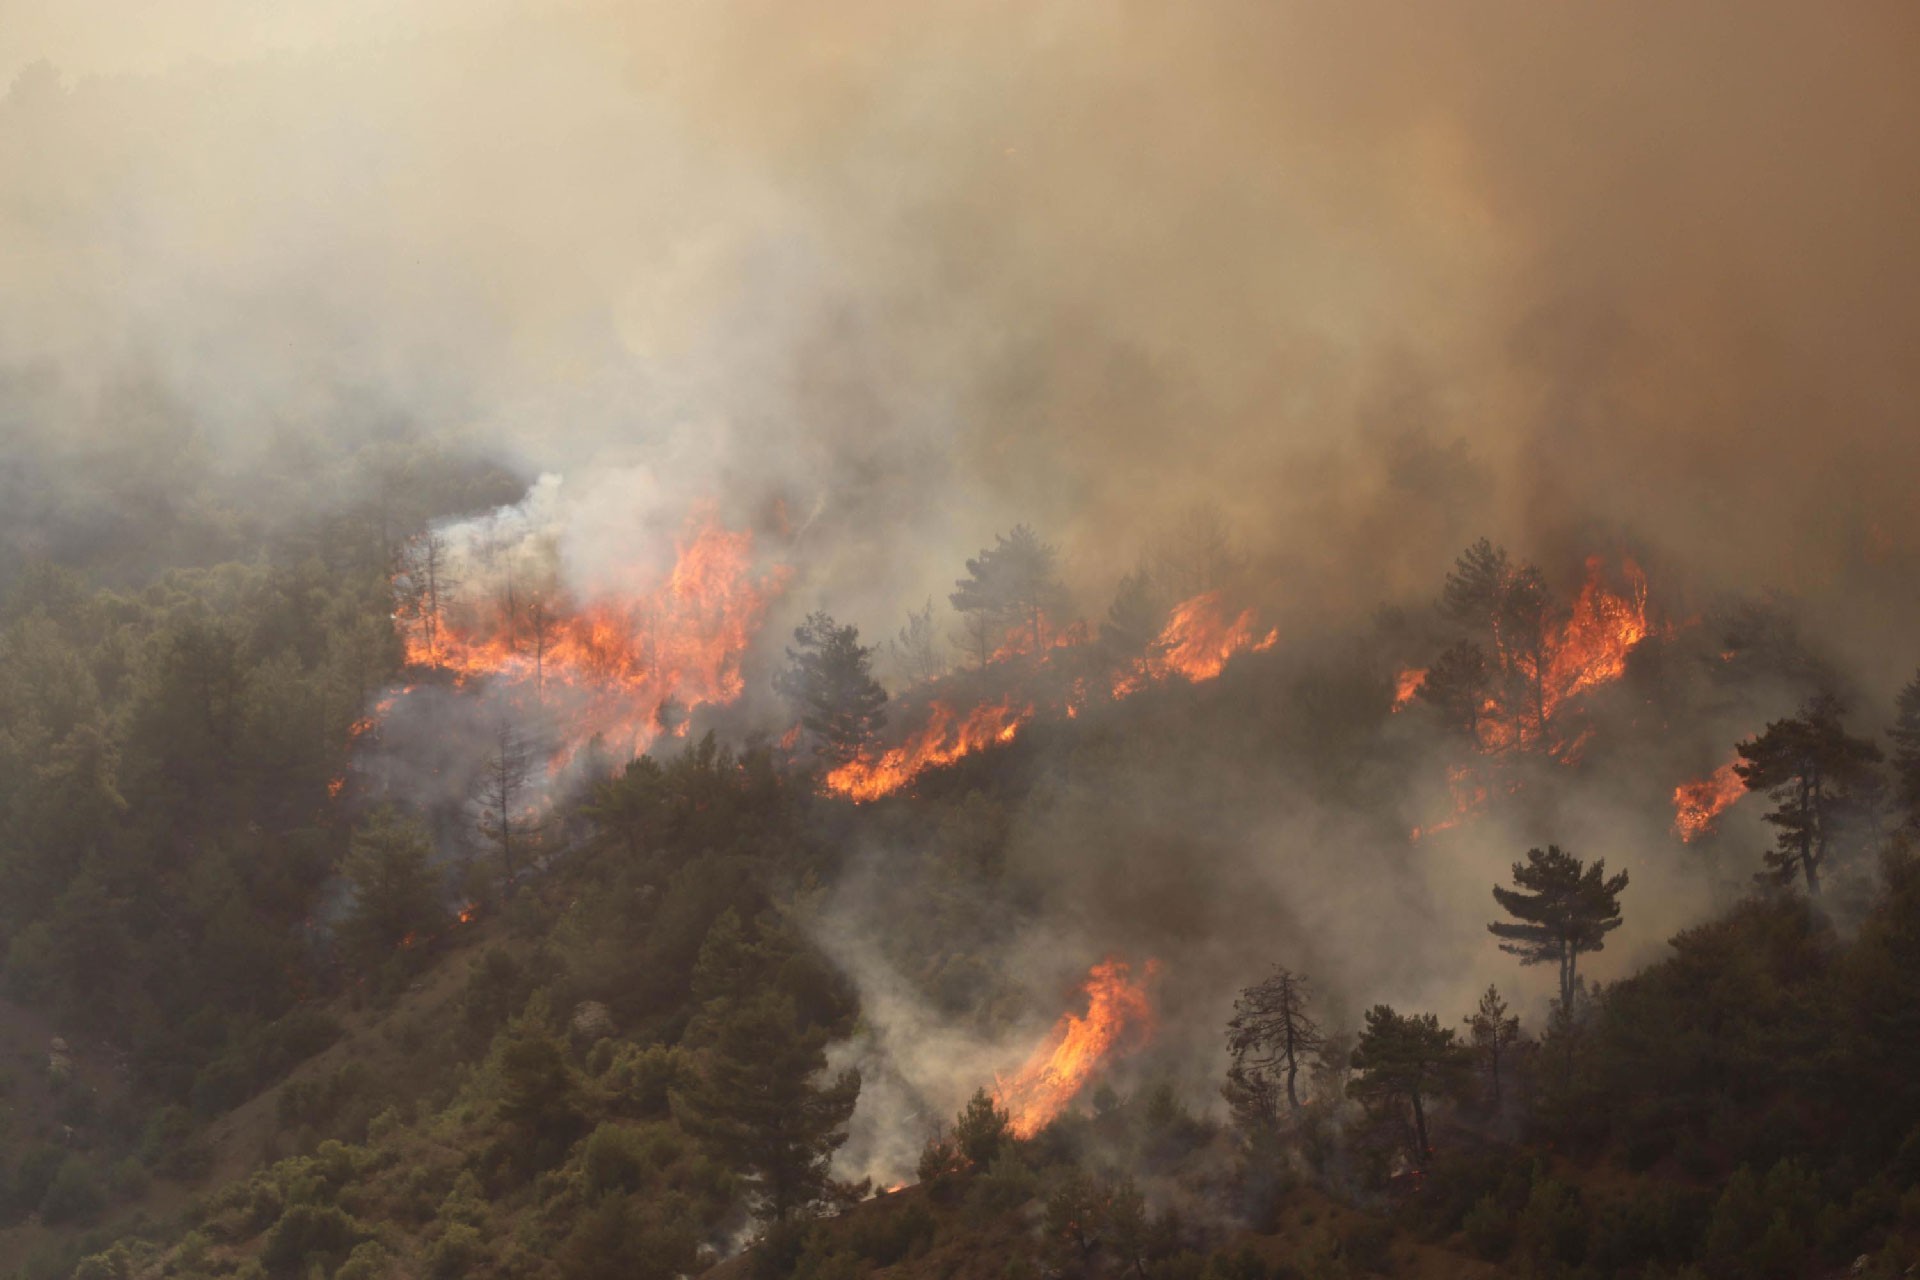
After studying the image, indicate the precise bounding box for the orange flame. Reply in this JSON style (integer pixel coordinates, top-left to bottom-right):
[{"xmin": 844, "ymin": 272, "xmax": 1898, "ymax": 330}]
[
  {"xmin": 1392, "ymin": 667, "xmax": 1427, "ymax": 712},
  {"xmin": 823, "ymin": 697, "xmax": 1034, "ymax": 802},
  {"xmin": 457, "ymin": 902, "xmax": 479, "ymax": 925},
  {"xmin": 1114, "ymin": 592, "xmax": 1276, "ymax": 696},
  {"xmin": 1673, "ymin": 760, "xmax": 1744, "ymax": 842},
  {"xmin": 994, "ymin": 958, "xmax": 1160, "ymax": 1138},
  {"xmin": 392, "ymin": 509, "xmax": 785, "ymax": 769},
  {"xmin": 326, "ymin": 776, "xmax": 346, "ymax": 799},
  {"xmin": 1469, "ymin": 556, "xmax": 1660, "ymax": 756}
]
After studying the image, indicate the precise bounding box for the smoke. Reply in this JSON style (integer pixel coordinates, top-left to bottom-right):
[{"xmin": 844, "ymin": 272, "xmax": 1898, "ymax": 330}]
[{"xmin": 8, "ymin": 0, "xmax": 1920, "ymax": 1188}]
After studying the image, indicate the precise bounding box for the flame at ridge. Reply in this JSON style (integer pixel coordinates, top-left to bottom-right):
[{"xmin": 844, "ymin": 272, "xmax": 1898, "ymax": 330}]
[
  {"xmin": 387, "ymin": 509, "xmax": 787, "ymax": 770},
  {"xmin": 995, "ymin": 958, "xmax": 1160, "ymax": 1139},
  {"xmin": 1673, "ymin": 760, "xmax": 1745, "ymax": 842},
  {"xmin": 823, "ymin": 697, "xmax": 1034, "ymax": 802},
  {"xmin": 827, "ymin": 590, "xmax": 1275, "ymax": 802},
  {"xmin": 1114, "ymin": 591, "xmax": 1277, "ymax": 696}
]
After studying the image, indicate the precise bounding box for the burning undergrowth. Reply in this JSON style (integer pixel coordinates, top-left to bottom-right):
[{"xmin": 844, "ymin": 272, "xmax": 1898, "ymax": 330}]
[{"xmin": 324, "ymin": 477, "xmax": 1849, "ymax": 1194}]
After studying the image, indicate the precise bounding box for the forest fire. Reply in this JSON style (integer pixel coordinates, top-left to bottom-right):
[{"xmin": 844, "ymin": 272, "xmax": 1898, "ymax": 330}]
[
  {"xmin": 1672, "ymin": 760, "xmax": 1745, "ymax": 842},
  {"xmin": 1392, "ymin": 667, "xmax": 1427, "ymax": 711},
  {"xmin": 994, "ymin": 958, "xmax": 1160, "ymax": 1139},
  {"xmin": 388, "ymin": 510, "xmax": 786, "ymax": 769},
  {"xmin": 823, "ymin": 698, "xmax": 1034, "ymax": 802},
  {"xmin": 1113, "ymin": 592, "xmax": 1277, "ymax": 696}
]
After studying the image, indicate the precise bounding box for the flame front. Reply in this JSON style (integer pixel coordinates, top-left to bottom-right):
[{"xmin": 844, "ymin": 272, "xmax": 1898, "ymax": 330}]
[
  {"xmin": 1114, "ymin": 592, "xmax": 1277, "ymax": 696},
  {"xmin": 390, "ymin": 509, "xmax": 785, "ymax": 769},
  {"xmin": 994, "ymin": 958, "xmax": 1159, "ymax": 1139},
  {"xmin": 1673, "ymin": 760, "xmax": 1744, "ymax": 841},
  {"xmin": 823, "ymin": 698, "xmax": 1034, "ymax": 802}
]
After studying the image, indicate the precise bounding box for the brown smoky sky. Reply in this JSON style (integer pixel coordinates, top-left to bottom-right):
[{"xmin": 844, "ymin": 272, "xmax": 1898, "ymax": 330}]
[{"xmin": 4, "ymin": 0, "xmax": 1918, "ymax": 676}]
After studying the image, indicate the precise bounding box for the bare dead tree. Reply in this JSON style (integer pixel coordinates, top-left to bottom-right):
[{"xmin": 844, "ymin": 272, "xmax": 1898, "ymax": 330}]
[{"xmin": 1226, "ymin": 966, "xmax": 1326, "ymax": 1120}]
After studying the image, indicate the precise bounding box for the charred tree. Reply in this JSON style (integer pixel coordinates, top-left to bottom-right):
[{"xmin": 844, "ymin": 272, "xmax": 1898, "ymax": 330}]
[
  {"xmin": 1489, "ymin": 845, "xmax": 1628, "ymax": 1010},
  {"xmin": 1735, "ymin": 693, "xmax": 1884, "ymax": 895},
  {"xmin": 1225, "ymin": 966, "xmax": 1325, "ymax": 1123}
]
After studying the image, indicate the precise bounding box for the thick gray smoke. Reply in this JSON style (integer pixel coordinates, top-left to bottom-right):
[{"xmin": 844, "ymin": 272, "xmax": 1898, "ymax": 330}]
[{"xmin": 7, "ymin": 0, "xmax": 1919, "ymax": 1187}]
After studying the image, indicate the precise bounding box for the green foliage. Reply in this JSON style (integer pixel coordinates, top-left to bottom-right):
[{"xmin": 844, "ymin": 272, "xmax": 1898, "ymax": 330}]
[
  {"xmin": 773, "ymin": 612, "xmax": 888, "ymax": 767},
  {"xmin": 425, "ymin": 1223, "xmax": 486, "ymax": 1279},
  {"xmin": 1489, "ymin": 845, "xmax": 1629, "ymax": 1009},
  {"xmin": 1346, "ymin": 1005, "xmax": 1472, "ymax": 1168},
  {"xmin": 491, "ymin": 995, "xmax": 586, "ymax": 1174},
  {"xmin": 1736, "ymin": 692, "xmax": 1884, "ymax": 894},
  {"xmin": 673, "ymin": 993, "xmax": 860, "ymax": 1222},
  {"xmin": 259, "ymin": 1202, "xmax": 366, "ymax": 1276},
  {"xmin": 38, "ymin": 1155, "xmax": 107, "ymax": 1224},
  {"xmin": 339, "ymin": 807, "xmax": 445, "ymax": 966},
  {"xmin": 954, "ymin": 1087, "xmax": 1013, "ymax": 1167},
  {"xmin": 556, "ymin": 1193, "xmax": 698, "ymax": 1280},
  {"xmin": 844, "ymin": 1198, "xmax": 937, "ymax": 1265},
  {"xmin": 580, "ymin": 1123, "xmax": 652, "ymax": 1198}
]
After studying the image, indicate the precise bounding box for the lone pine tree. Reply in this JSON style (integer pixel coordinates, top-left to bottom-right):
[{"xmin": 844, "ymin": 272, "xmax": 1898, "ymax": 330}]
[{"xmin": 1490, "ymin": 845, "xmax": 1628, "ymax": 1009}]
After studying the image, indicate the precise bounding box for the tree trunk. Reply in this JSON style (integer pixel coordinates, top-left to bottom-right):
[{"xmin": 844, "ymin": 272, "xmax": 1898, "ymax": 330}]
[{"xmin": 1409, "ymin": 1089, "xmax": 1431, "ymax": 1168}]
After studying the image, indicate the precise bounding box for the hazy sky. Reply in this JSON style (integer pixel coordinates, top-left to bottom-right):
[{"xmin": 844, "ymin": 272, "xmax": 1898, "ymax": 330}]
[{"xmin": 4, "ymin": 1, "xmax": 1918, "ymax": 670}]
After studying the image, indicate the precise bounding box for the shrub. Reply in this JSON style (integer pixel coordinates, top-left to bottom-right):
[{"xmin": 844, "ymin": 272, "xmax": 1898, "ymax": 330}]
[
  {"xmin": 259, "ymin": 1202, "xmax": 365, "ymax": 1275},
  {"xmin": 580, "ymin": 1123, "xmax": 651, "ymax": 1198},
  {"xmin": 426, "ymin": 1223, "xmax": 486, "ymax": 1279},
  {"xmin": 1461, "ymin": 1193, "xmax": 1514, "ymax": 1260},
  {"xmin": 39, "ymin": 1155, "xmax": 108, "ymax": 1224}
]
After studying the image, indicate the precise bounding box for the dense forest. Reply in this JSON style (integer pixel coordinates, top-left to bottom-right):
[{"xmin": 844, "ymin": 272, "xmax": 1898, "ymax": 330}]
[
  {"xmin": 6, "ymin": 3, "xmax": 1920, "ymax": 1278},
  {"xmin": 0, "ymin": 421, "xmax": 1917, "ymax": 1280}
]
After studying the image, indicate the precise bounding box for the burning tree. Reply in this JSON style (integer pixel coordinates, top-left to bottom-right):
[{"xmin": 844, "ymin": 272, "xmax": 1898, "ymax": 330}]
[
  {"xmin": 1224, "ymin": 966, "xmax": 1325, "ymax": 1126},
  {"xmin": 773, "ymin": 612, "xmax": 888, "ymax": 768},
  {"xmin": 1489, "ymin": 845, "xmax": 1629, "ymax": 1010},
  {"xmin": 1346, "ymin": 1005, "xmax": 1472, "ymax": 1170},
  {"xmin": 1735, "ymin": 693, "xmax": 1884, "ymax": 895},
  {"xmin": 949, "ymin": 524, "xmax": 1070, "ymax": 666},
  {"xmin": 397, "ymin": 529, "xmax": 459, "ymax": 667}
]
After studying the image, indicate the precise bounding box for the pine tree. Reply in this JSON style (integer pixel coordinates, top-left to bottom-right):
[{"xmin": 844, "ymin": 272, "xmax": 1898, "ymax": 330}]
[
  {"xmin": 1490, "ymin": 845, "xmax": 1628, "ymax": 1010},
  {"xmin": 1464, "ymin": 985, "xmax": 1522, "ymax": 1108},
  {"xmin": 1224, "ymin": 966, "xmax": 1325, "ymax": 1122},
  {"xmin": 1417, "ymin": 640, "xmax": 1492, "ymax": 740},
  {"xmin": 339, "ymin": 807, "xmax": 444, "ymax": 962},
  {"xmin": 1347, "ymin": 1005, "xmax": 1472, "ymax": 1168},
  {"xmin": 1735, "ymin": 693, "xmax": 1884, "ymax": 894},
  {"xmin": 673, "ymin": 994, "xmax": 860, "ymax": 1222},
  {"xmin": 949, "ymin": 525, "xmax": 1069, "ymax": 663},
  {"xmin": 952, "ymin": 1088, "xmax": 1011, "ymax": 1167},
  {"xmin": 773, "ymin": 612, "xmax": 888, "ymax": 768}
]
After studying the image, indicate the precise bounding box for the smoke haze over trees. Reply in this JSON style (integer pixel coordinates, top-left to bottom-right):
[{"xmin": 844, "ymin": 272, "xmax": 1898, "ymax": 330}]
[{"xmin": 6, "ymin": 3, "xmax": 1920, "ymax": 1277}]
